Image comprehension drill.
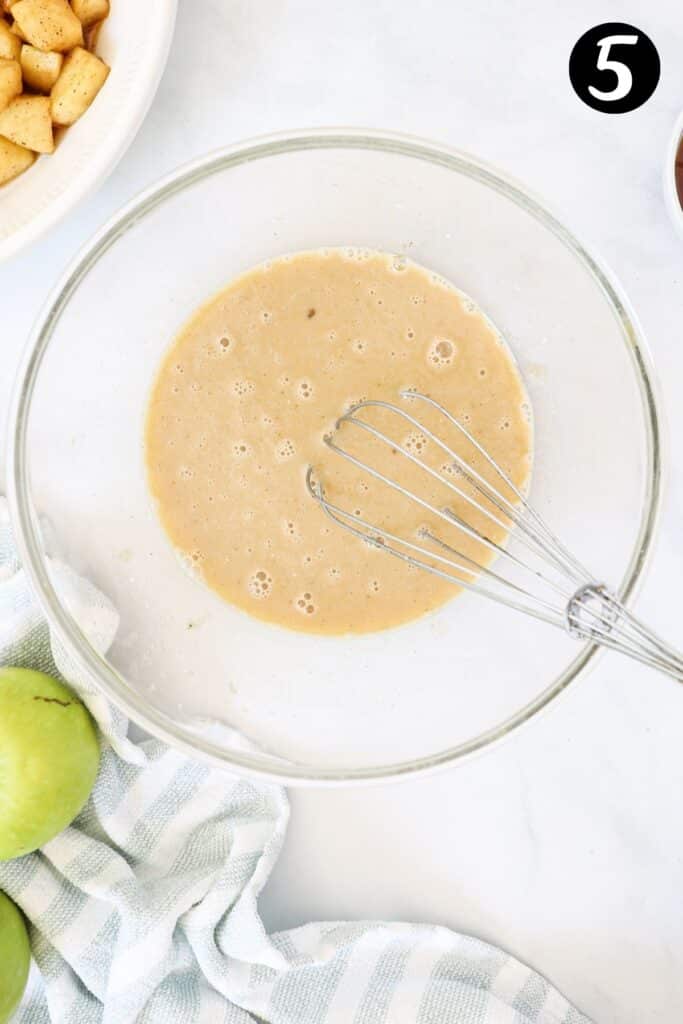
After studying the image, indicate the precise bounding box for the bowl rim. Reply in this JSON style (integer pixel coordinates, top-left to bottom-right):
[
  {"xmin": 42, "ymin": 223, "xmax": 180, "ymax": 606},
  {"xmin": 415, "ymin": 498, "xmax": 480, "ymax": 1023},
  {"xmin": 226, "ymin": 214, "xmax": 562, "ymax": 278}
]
[
  {"xmin": 6, "ymin": 127, "xmax": 664, "ymax": 785},
  {"xmin": 0, "ymin": 0, "xmax": 178, "ymax": 263}
]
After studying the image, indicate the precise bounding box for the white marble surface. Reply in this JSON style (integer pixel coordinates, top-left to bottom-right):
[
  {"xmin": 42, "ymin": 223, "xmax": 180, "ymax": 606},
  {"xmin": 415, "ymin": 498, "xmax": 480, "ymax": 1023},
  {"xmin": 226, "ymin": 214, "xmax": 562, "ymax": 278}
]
[{"xmin": 2, "ymin": 2, "xmax": 683, "ymax": 1020}]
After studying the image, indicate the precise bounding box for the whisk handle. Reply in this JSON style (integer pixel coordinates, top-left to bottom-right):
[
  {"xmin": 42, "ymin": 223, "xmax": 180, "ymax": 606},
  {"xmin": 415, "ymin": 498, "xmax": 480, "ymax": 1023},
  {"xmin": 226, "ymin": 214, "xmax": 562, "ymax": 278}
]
[{"xmin": 566, "ymin": 584, "xmax": 683, "ymax": 682}]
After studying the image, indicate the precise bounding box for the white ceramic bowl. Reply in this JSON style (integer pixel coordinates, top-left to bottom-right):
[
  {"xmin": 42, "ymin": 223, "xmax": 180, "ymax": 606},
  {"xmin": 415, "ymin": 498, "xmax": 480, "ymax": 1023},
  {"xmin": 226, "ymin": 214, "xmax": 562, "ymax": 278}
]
[
  {"xmin": 0, "ymin": 0, "xmax": 177, "ymax": 262},
  {"xmin": 664, "ymin": 111, "xmax": 683, "ymax": 239}
]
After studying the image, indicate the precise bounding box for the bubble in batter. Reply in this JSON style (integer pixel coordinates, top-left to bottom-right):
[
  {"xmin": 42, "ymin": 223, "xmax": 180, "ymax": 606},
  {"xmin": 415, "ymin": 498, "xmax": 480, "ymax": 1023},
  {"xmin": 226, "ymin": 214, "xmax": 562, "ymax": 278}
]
[
  {"xmin": 248, "ymin": 569, "xmax": 273, "ymax": 599},
  {"xmin": 275, "ymin": 439, "xmax": 296, "ymax": 461},
  {"xmin": 177, "ymin": 550, "xmax": 202, "ymax": 579},
  {"xmin": 404, "ymin": 431, "xmax": 429, "ymax": 456},
  {"xmin": 283, "ymin": 519, "xmax": 299, "ymax": 540},
  {"xmin": 295, "ymin": 591, "xmax": 316, "ymax": 615},
  {"xmin": 428, "ymin": 337, "xmax": 456, "ymax": 368}
]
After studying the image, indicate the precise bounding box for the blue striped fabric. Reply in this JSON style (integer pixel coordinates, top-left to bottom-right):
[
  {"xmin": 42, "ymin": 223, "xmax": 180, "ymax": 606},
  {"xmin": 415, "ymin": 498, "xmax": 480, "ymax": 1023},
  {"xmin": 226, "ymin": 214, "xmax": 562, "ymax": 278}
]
[{"xmin": 0, "ymin": 498, "xmax": 591, "ymax": 1023}]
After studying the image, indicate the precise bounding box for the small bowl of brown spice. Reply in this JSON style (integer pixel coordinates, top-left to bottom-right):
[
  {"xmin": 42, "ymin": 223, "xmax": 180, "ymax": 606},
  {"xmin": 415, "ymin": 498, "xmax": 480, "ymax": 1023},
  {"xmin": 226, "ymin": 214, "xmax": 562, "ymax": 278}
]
[{"xmin": 664, "ymin": 110, "xmax": 683, "ymax": 240}]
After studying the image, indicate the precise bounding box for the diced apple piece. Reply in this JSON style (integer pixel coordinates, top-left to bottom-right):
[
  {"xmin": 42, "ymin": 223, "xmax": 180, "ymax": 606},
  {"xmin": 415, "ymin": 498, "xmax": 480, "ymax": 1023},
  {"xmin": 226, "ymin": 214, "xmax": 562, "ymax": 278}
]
[
  {"xmin": 20, "ymin": 42, "xmax": 61, "ymax": 90},
  {"xmin": 0, "ymin": 134, "xmax": 34, "ymax": 184},
  {"xmin": 50, "ymin": 44, "xmax": 107, "ymax": 125},
  {"xmin": 0, "ymin": 93, "xmax": 53, "ymax": 152},
  {"xmin": 11, "ymin": 0, "xmax": 83, "ymax": 52},
  {"xmin": 0, "ymin": 57, "xmax": 21, "ymax": 112},
  {"xmin": 71, "ymin": 0, "xmax": 108, "ymax": 28},
  {"xmin": 9, "ymin": 20, "xmax": 27, "ymax": 41},
  {"xmin": 83, "ymin": 17, "xmax": 100, "ymax": 51},
  {"xmin": 0, "ymin": 18, "xmax": 21, "ymax": 59}
]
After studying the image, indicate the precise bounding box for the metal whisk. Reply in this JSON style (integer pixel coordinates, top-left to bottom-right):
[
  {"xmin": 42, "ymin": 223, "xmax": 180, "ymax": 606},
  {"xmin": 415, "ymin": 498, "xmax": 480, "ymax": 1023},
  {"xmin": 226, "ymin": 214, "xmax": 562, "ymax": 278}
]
[{"xmin": 306, "ymin": 391, "xmax": 683, "ymax": 682}]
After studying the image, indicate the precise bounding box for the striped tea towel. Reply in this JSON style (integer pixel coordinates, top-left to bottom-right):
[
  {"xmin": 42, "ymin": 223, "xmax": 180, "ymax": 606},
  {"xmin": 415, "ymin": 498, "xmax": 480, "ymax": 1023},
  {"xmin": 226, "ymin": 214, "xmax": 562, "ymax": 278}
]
[{"xmin": 0, "ymin": 497, "xmax": 591, "ymax": 1023}]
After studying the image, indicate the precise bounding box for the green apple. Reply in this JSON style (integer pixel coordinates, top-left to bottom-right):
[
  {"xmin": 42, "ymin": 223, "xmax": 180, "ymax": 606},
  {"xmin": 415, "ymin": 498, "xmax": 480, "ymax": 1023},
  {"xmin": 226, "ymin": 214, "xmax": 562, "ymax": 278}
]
[
  {"xmin": 0, "ymin": 667, "xmax": 100, "ymax": 860},
  {"xmin": 0, "ymin": 890, "xmax": 30, "ymax": 1022}
]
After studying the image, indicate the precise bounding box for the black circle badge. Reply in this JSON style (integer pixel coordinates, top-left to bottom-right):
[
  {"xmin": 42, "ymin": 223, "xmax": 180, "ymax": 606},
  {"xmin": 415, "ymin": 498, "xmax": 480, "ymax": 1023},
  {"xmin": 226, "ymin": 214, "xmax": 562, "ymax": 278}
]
[{"xmin": 569, "ymin": 23, "xmax": 660, "ymax": 113}]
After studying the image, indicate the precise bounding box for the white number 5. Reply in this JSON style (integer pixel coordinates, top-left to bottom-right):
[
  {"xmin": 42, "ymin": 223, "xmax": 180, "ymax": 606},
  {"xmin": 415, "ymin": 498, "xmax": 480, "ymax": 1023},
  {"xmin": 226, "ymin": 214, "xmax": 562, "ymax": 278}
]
[{"xmin": 588, "ymin": 34, "xmax": 638, "ymax": 101}]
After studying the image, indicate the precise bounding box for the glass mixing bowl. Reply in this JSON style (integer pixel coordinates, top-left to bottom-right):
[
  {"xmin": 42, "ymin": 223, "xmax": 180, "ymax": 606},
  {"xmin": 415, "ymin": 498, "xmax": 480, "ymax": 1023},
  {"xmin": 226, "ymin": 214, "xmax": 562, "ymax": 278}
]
[{"xmin": 7, "ymin": 129, "xmax": 662, "ymax": 784}]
